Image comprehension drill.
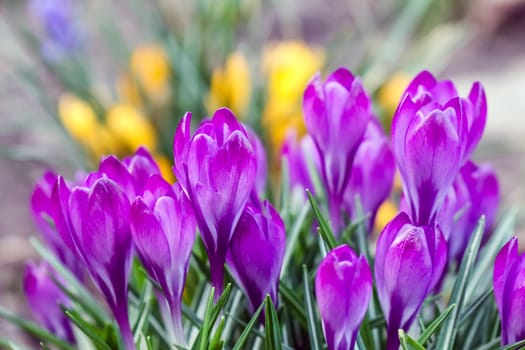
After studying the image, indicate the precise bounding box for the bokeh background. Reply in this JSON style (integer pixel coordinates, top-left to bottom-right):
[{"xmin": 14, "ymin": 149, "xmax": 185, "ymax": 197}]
[{"xmin": 0, "ymin": 0, "xmax": 524, "ymax": 343}]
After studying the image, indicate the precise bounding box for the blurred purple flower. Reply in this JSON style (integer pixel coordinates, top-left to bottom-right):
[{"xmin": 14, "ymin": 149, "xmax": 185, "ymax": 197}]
[
  {"xmin": 344, "ymin": 119, "xmax": 395, "ymax": 230},
  {"xmin": 375, "ymin": 212, "xmax": 447, "ymax": 350},
  {"xmin": 303, "ymin": 67, "xmax": 372, "ymax": 233},
  {"xmin": 130, "ymin": 178, "xmax": 196, "ymax": 345},
  {"xmin": 403, "ymin": 71, "xmax": 486, "ymax": 161},
  {"xmin": 437, "ymin": 161, "xmax": 499, "ymax": 263},
  {"xmin": 315, "ymin": 244, "xmax": 372, "ymax": 350},
  {"xmin": 28, "ymin": 0, "xmax": 82, "ymax": 61},
  {"xmin": 24, "ymin": 262, "xmax": 75, "ymax": 343},
  {"xmin": 31, "ymin": 171, "xmax": 83, "ymax": 278},
  {"xmin": 51, "ymin": 177, "xmax": 135, "ymax": 349},
  {"xmin": 392, "ymin": 73, "xmax": 468, "ymax": 226},
  {"xmin": 228, "ymin": 200, "xmax": 286, "ymax": 312},
  {"xmin": 494, "ymin": 237, "xmax": 525, "ymax": 345},
  {"xmin": 173, "ymin": 108, "xmax": 257, "ymax": 296}
]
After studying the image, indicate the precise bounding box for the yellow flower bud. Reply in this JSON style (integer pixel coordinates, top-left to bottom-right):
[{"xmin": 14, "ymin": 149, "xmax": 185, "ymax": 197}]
[
  {"xmin": 261, "ymin": 41, "xmax": 324, "ymax": 152},
  {"xmin": 130, "ymin": 44, "xmax": 171, "ymax": 105},
  {"xmin": 106, "ymin": 104, "xmax": 157, "ymax": 152},
  {"xmin": 207, "ymin": 52, "xmax": 251, "ymax": 117},
  {"xmin": 58, "ymin": 93, "xmax": 99, "ymax": 142}
]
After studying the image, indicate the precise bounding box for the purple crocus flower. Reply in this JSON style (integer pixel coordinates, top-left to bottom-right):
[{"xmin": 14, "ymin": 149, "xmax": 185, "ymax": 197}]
[
  {"xmin": 228, "ymin": 200, "xmax": 285, "ymax": 312},
  {"xmin": 303, "ymin": 67, "xmax": 372, "ymax": 234},
  {"xmin": 344, "ymin": 119, "xmax": 395, "ymax": 230},
  {"xmin": 28, "ymin": 0, "xmax": 82, "ymax": 61},
  {"xmin": 315, "ymin": 244, "xmax": 372, "ymax": 350},
  {"xmin": 31, "ymin": 171, "xmax": 83, "ymax": 278},
  {"xmin": 392, "ymin": 77, "xmax": 468, "ymax": 226},
  {"xmin": 437, "ymin": 161, "xmax": 499, "ymax": 263},
  {"xmin": 130, "ymin": 177, "xmax": 196, "ymax": 345},
  {"xmin": 494, "ymin": 237, "xmax": 525, "ymax": 345},
  {"xmin": 24, "ymin": 262, "xmax": 75, "ymax": 344},
  {"xmin": 173, "ymin": 108, "xmax": 257, "ymax": 296},
  {"xmin": 375, "ymin": 212, "xmax": 447, "ymax": 350},
  {"xmin": 51, "ymin": 176, "xmax": 136, "ymax": 349},
  {"xmin": 403, "ymin": 71, "xmax": 486, "ymax": 161}
]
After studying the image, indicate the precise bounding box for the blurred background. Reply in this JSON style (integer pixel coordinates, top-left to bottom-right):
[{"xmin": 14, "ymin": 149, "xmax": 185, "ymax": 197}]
[{"xmin": 0, "ymin": 0, "xmax": 524, "ymax": 343}]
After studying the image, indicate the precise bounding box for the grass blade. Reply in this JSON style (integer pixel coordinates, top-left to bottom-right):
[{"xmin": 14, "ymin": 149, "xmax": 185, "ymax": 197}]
[
  {"xmin": 264, "ymin": 295, "xmax": 283, "ymax": 350},
  {"xmin": 231, "ymin": 300, "xmax": 264, "ymax": 350},
  {"xmin": 435, "ymin": 216, "xmax": 485, "ymax": 349},
  {"xmin": 302, "ymin": 265, "xmax": 322, "ymax": 350},
  {"xmin": 399, "ymin": 329, "xmax": 425, "ymax": 350},
  {"xmin": 417, "ymin": 303, "xmax": 455, "ymax": 345},
  {"xmin": 307, "ymin": 190, "xmax": 336, "ymax": 250}
]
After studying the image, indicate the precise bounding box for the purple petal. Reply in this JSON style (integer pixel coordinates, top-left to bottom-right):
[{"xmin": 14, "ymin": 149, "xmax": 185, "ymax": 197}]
[
  {"xmin": 494, "ymin": 237, "xmax": 519, "ymax": 316},
  {"xmin": 173, "ymin": 112, "xmax": 192, "ymax": 190}
]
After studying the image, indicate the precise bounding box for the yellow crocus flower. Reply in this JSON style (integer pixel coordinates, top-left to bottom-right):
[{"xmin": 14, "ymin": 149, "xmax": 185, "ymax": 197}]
[
  {"xmin": 124, "ymin": 44, "xmax": 171, "ymax": 106},
  {"xmin": 207, "ymin": 52, "xmax": 251, "ymax": 117},
  {"xmin": 374, "ymin": 200, "xmax": 399, "ymax": 233},
  {"xmin": 261, "ymin": 41, "xmax": 324, "ymax": 152},
  {"xmin": 106, "ymin": 104, "xmax": 157, "ymax": 152},
  {"xmin": 378, "ymin": 72, "xmax": 411, "ymax": 120}
]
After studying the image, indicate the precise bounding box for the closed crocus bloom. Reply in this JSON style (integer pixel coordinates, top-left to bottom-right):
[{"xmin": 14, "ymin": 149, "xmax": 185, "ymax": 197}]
[
  {"xmin": 375, "ymin": 212, "xmax": 447, "ymax": 350},
  {"xmin": 303, "ymin": 67, "xmax": 373, "ymax": 233},
  {"xmin": 173, "ymin": 108, "xmax": 256, "ymax": 296},
  {"xmin": 315, "ymin": 245, "xmax": 372, "ymax": 350},
  {"xmin": 54, "ymin": 177, "xmax": 135, "ymax": 349},
  {"xmin": 438, "ymin": 161, "xmax": 499, "ymax": 263},
  {"xmin": 403, "ymin": 71, "xmax": 486, "ymax": 161},
  {"xmin": 131, "ymin": 179, "xmax": 196, "ymax": 345},
  {"xmin": 392, "ymin": 85, "xmax": 468, "ymax": 226},
  {"xmin": 106, "ymin": 103, "xmax": 157, "ymax": 152},
  {"xmin": 31, "ymin": 172, "xmax": 82, "ymax": 278},
  {"xmin": 207, "ymin": 52, "xmax": 251, "ymax": 118},
  {"xmin": 228, "ymin": 200, "xmax": 285, "ymax": 312},
  {"xmin": 345, "ymin": 119, "xmax": 395, "ymax": 230},
  {"xmin": 262, "ymin": 41, "xmax": 324, "ymax": 152},
  {"xmin": 494, "ymin": 237, "xmax": 525, "ymax": 345},
  {"xmin": 24, "ymin": 262, "xmax": 75, "ymax": 343}
]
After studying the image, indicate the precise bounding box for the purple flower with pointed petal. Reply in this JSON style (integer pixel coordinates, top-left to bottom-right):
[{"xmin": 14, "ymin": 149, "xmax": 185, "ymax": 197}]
[
  {"xmin": 173, "ymin": 108, "xmax": 257, "ymax": 296},
  {"xmin": 24, "ymin": 262, "xmax": 75, "ymax": 343},
  {"xmin": 494, "ymin": 237, "xmax": 525, "ymax": 345},
  {"xmin": 437, "ymin": 161, "xmax": 499, "ymax": 263},
  {"xmin": 375, "ymin": 212, "xmax": 447, "ymax": 350},
  {"xmin": 130, "ymin": 178, "xmax": 196, "ymax": 345},
  {"xmin": 303, "ymin": 68, "xmax": 372, "ymax": 233},
  {"xmin": 345, "ymin": 119, "xmax": 395, "ymax": 230},
  {"xmin": 228, "ymin": 200, "xmax": 285, "ymax": 312},
  {"xmin": 31, "ymin": 171, "xmax": 83, "ymax": 278},
  {"xmin": 52, "ymin": 177, "xmax": 135, "ymax": 349},
  {"xmin": 403, "ymin": 71, "xmax": 486, "ymax": 161},
  {"xmin": 392, "ymin": 86, "xmax": 468, "ymax": 225},
  {"xmin": 315, "ymin": 244, "xmax": 372, "ymax": 350}
]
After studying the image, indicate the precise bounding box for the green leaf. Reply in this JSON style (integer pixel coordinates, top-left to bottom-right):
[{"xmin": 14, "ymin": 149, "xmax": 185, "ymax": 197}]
[
  {"xmin": 467, "ymin": 209, "xmax": 517, "ymax": 301},
  {"xmin": 281, "ymin": 202, "xmax": 311, "ymax": 276},
  {"xmin": 279, "ymin": 283, "xmax": 307, "ymax": 328},
  {"xmin": 307, "ymin": 190, "xmax": 336, "ymax": 251},
  {"xmin": 417, "ymin": 303, "xmax": 455, "ymax": 345},
  {"xmin": 132, "ymin": 282, "xmax": 153, "ymax": 341},
  {"xmin": 264, "ymin": 295, "xmax": 283, "ymax": 350},
  {"xmin": 0, "ymin": 306, "xmax": 75, "ymax": 350},
  {"xmin": 194, "ymin": 284, "xmax": 232, "ymax": 350},
  {"xmin": 231, "ymin": 300, "xmax": 264, "ymax": 350},
  {"xmin": 209, "ymin": 316, "xmax": 226, "ymax": 350},
  {"xmin": 302, "ymin": 265, "xmax": 322, "ymax": 350},
  {"xmin": 435, "ymin": 216, "xmax": 485, "ymax": 349},
  {"xmin": 500, "ymin": 338, "xmax": 525, "ymax": 350},
  {"xmin": 63, "ymin": 308, "xmax": 112, "ymax": 350},
  {"xmin": 459, "ymin": 288, "xmax": 493, "ymax": 326},
  {"xmin": 399, "ymin": 329, "xmax": 425, "ymax": 350}
]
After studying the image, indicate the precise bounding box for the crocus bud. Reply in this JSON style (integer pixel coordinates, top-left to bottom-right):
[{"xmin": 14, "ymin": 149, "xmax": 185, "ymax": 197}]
[
  {"xmin": 131, "ymin": 179, "xmax": 196, "ymax": 345},
  {"xmin": 173, "ymin": 108, "xmax": 257, "ymax": 296},
  {"xmin": 438, "ymin": 161, "xmax": 499, "ymax": 264},
  {"xmin": 24, "ymin": 262, "xmax": 75, "ymax": 343},
  {"xmin": 228, "ymin": 200, "xmax": 286, "ymax": 312},
  {"xmin": 493, "ymin": 237, "xmax": 525, "ymax": 345},
  {"xmin": 392, "ymin": 74, "xmax": 468, "ymax": 225},
  {"xmin": 53, "ymin": 177, "xmax": 136, "ymax": 349},
  {"xmin": 375, "ymin": 212, "xmax": 447, "ymax": 350},
  {"xmin": 345, "ymin": 119, "xmax": 395, "ymax": 230},
  {"xmin": 303, "ymin": 68, "xmax": 372, "ymax": 233},
  {"xmin": 315, "ymin": 245, "xmax": 372, "ymax": 350}
]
